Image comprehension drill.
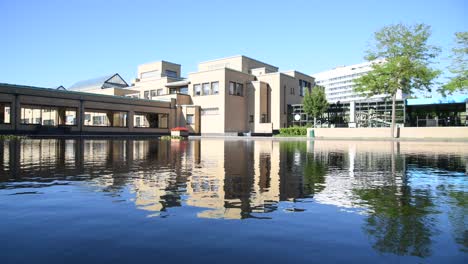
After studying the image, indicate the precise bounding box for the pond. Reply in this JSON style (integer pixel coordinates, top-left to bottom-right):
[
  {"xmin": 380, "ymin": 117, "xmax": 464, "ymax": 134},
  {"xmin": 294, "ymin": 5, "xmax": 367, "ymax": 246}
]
[{"xmin": 0, "ymin": 138, "xmax": 466, "ymax": 263}]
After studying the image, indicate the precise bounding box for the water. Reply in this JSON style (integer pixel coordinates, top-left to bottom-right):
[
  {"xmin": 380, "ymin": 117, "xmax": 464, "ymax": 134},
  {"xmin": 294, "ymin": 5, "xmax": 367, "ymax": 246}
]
[{"xmin": 0, "ymin": 138, "xmax": 466, "ymax": 263}]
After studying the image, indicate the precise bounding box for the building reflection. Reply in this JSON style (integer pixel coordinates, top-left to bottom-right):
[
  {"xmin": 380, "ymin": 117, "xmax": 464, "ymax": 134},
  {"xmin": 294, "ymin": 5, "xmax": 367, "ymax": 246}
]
[{"xmin": 1, "ymin": 138, "xmax": 467, "ymax": 255}]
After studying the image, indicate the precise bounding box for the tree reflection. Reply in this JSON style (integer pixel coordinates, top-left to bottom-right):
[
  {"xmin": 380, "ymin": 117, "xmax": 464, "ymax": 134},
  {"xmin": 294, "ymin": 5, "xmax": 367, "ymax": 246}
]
[
  {"xmin": 356, "ymin": 186, "xmax": 438, "ymax": 257},
  {"xmin": 303, "ymin": 153, "xmax": 327, "ymax": 196}
]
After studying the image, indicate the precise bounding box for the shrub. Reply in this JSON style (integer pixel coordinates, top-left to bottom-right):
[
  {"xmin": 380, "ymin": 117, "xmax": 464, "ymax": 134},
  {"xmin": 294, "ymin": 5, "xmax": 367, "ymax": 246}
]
[{"xmin": 278, "ymin": 126, "xmax": 309, "ymax": 136}]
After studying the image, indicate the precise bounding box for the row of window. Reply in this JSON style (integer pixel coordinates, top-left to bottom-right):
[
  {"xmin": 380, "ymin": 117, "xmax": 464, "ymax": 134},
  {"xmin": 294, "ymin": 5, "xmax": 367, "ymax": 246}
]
[
  {"xmin": 299, "ymin": 79, "xmax": 312, "ymax": 96},
  {"xmin": 17, "ymin": 105, "xmax": 168, "ymax": 128},
  {"xmin": 194, "ymin": 82, "xmax": 219, "ymax": 96}
]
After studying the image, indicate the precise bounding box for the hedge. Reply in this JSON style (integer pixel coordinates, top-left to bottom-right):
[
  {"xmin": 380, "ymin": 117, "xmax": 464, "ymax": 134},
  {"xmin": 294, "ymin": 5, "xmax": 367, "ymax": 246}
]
[{"xmin": 278, "ymin": 126, "xmax": 309, "ymax": 136}]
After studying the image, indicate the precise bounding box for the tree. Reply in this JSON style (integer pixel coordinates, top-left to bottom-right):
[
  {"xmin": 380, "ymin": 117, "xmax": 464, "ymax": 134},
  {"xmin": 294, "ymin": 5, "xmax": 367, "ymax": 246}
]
[
  {"xmin": 440, "ymin": 32, "xmax": 468, "ymax": 95},
  {"xmin": 354, "ymin": 23, "xmax": 440, "ymax": 137},
  {"xmin": 303, "ymin": 85, "xmax": 328, "ymax": 127}
]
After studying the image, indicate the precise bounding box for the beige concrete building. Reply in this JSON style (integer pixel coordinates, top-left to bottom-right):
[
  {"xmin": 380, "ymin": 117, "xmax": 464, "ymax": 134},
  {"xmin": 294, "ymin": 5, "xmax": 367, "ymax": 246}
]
[{"xmin": 68, "ymin": 55, "xmax": 315, "ymax": 135}]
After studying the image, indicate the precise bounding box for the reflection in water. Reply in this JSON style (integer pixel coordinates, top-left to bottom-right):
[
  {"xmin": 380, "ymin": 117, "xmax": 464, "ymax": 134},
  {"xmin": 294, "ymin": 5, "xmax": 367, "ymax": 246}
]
[{"xmin": 0, "ymin": 138, "xmax": 467, "ymax": 259}]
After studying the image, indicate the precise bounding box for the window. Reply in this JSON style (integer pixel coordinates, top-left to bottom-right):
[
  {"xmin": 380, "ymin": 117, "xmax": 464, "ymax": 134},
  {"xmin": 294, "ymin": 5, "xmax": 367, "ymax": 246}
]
[
  {"xmin": 202, "ymin": 83, "xmax": 210, "ymax": 95},
  {"xmin": 141, "ymin": 70, "xmax": 160, "ymax": 79},
  {"xmin": 20, "ymin": 105, "xmax": 76, "ymax": 126},
  {"xmin": 151, "ymin": 90, "xmax": 157, "ymax": 98},
  {"xmin": 201, "ymin": 107, "xmax": 219, "ymax": 115},
  {"xmin": 134, "ymin": 112, "xmax": 158, "ymax": 128},
  {"xmin": 157, "ymin": 89, "xmax": 163, "ymax": 96},
  {"xmin": 194, "ymin": 84, "xmax": 201, "ymax": 96},
  {"xmin": 229, "ymin": 82, "xmax": 235, "ymax": 95},
  {"xmin": 84, "ymin": 110, "xmax": 127, "ymax": 127},
  {"xmin": 0, "ymin": 103, "xmax": 11, "ymax": 124},
  {"xmin": 144, "ymin": 91, "xmax": 150, "ymax": 99},
  {"xmin": 186, "ymin": 114, "xmax": 194, "ymax": 125},
  {"xmin": 235, "ymin": 83, "xmax": 243, "ymax": 96},
  {"xmin": 180, "ymin": 86, "xmax": 188, "ymax": 94},
  {"xmin": 165, "ymin": 70, "xmax": 177, "ymax": 78},
  {"xmin": 211, "ymin": 82, "xmax": 219, "ymax": 94},
  {"xmin": 249, "ymin": 115, "xmax": 254, "ymax": 123},
  {"xmin": 229, "ymin": 82, "xmax": 243, "ymax": 96},
  {"xmin": 290, "ymin": 87, "xmax": 295, "ymax": 95}
]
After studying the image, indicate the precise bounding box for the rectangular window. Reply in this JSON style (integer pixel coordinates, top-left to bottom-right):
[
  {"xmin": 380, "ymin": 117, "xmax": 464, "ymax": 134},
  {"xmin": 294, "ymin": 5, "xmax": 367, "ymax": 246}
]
[
  {"xmin": 211, "ymin": 82, "xmax": 219, "ymax": 94},
  {"xmin": 0, "ymin": 103, "xmax": 11, "ymax": 124},
  {"xmin": 134, "ymin": 112, "xmax": 158, "ymax": 128},
  {"xmin": 157, "ymin": 89, "xmax": 163, "ymax": 96},
  {"xmin": 229, "ymin": 82, "xmax": 235, "ymax": 95},
  {"xmin": 144, "ymin": 91, "xmax": 150, "ymax": 99},
  {"xmin": 291, "ymin": 87, "xmax": 294, "ymax": 95},
  {"xmin": 151, "ymin": 90, "xmax": 157, "ymax": 98},
  {"xmin": 194, "ymin": 84, "xmax": 201, "ymax": 96},
  {"xmin": 186, "ymin": 114, "xmax": 194, "ymax": 125},
  {"xmin": 201, "ymin": 107, "xmax": 219, "ymax": 115},
  {"xmin": 180, "ymin": 86, "xmax": 188, "ymax": 94},
  {"xmin": 235, "ymin": 83, "xmax": 243, "ymax": 96},
  {"xmin": 141, "ymin": 70, "xmax": 160, "ymax": 79},
  {"xmin": 65, "ymin": 109, "xmax": 77, "ymax": 125},
  {"xmin": 165, "ymin": 70, "xmax": 177, "ymax": 78},
  {"xmin": 202, "ymin": 83, "xmax": 210, "ymax": 95},
  {"xmin": 20, "ymin": 105, "xmax": 77, "ymax": 126},
  {"xmin": 249, "ymin": 115, "xmax": 254, "ymax": 123},
  {"xmin": 84, "ymin": 110, "xmax": 127, "ymax": 127}
]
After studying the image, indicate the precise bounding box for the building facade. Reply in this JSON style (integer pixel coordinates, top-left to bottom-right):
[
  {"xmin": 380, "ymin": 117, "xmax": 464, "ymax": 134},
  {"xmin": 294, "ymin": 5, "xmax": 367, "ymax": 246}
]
[
  {"xmin": 312, "ymin": 60, "xmax": 405, "ymax": 104},
  {"xmin": 0, "ymin": 83, "xmax": 176, "ymax": 135},
  {"xmin": 70, "ymin": 55, "xmax": 315, "ymax": 135}
]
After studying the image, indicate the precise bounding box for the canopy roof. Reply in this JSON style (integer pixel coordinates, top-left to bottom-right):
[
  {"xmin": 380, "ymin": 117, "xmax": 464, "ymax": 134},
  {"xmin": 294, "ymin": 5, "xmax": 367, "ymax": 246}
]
[{"xmin": 69, "ymin": 73, "xmax": 129, "ymax": 91}]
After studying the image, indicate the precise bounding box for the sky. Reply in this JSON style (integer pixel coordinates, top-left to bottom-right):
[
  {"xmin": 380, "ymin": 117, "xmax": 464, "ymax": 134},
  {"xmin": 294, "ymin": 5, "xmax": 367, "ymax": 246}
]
[{"xmin": 0, "ymin": 0, "xmax": 466, "ymax": 96}]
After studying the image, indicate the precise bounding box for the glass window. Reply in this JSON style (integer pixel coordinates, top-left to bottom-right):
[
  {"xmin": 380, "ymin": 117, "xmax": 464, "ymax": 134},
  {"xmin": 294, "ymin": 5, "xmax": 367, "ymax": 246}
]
[
  {"xmin": 235, "ymin": 83, "xmax": 243, "ymax": 96},
  {"xmin": 0, "ymin": 103, "xmax": 11, "ymax": 124},
  {"xmin": 157, "ymin": 89, "xmax": 163, "ymax": 96},
  {"xmin": 249, "ymin": 115, "xmax": 254, "ymax": 123},
  {"xmin": 65, "ymin": 109, "xmax": 76, "ymax": 125},
  {"xmin": 211, "ymin": 82, "xmax": 219, "ymax": 94},
  {"xmin": 229, "ymin": 82, "xmax": 235, "ymax": 95},
  {"xmin": 134, "ymin": 112, "xmax": 157, "ymax": 128},
  {"xmin": 20, "ymin": 106, "xmax": 40, "ymax": 124},
  {"xmin": 144, "ymin": 91, "xmax": 150, "ymax": 99},
  {"xmin": 194, "ymin": 84, "xmax": 201, "ymax": 96},
  {"xmin": 180, "ymin": 86, "xmax": 188, "ymax": 94},
  {"xmin": 151, "ymin": 90, "xmax": 157, "ymax": 98},
  {"xmin": 84, "ymin": 110, "xmax": 127, "ymax": 127},
  {"xmin": 141, "ymin": 70, "xmax": 160, "ymax": 79},
  {"xmin": 165, "ymin": 70, "xmax": 177, "ymax": 78},
  {"xmin": 186, "ymin": 114, "xmax": 194, "ymax": 125},
  {"xmin": 202, "ymin": 83, "xmax": 210, "ymax": 95},
  {"xmin": 41, "ymin": 107, "xmax": 58, "ymax": 126}
]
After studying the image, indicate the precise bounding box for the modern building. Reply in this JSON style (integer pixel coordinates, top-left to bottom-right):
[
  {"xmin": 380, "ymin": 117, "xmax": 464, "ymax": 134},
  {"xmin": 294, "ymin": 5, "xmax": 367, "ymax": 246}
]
[
  {"xmin": 71, "ymin": 55, "xmax": 315, "ymax": 135},
  {"xmin": 313, "ymin": 60, "xmax": 405, "ymax": 104},
  {"xmin": 1, "ymin": 55, "xmax": 316, "ymax": 135},
  {"xmin": 0, "ymin": 83, "xmax": 176, "ymax": 135}
]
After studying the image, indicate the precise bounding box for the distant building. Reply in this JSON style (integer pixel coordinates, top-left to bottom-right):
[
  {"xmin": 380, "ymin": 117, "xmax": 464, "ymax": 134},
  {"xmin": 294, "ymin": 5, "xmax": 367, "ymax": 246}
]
[{"xmin": 312, "ymin": 60, "xmax": 405, "ymax": 104}]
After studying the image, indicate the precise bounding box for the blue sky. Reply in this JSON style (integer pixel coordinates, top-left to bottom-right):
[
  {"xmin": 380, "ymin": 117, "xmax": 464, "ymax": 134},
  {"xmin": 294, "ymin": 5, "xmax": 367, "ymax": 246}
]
[{"xmin": 0, "ymin": 0, "xmax": 466, "ymax": 95}]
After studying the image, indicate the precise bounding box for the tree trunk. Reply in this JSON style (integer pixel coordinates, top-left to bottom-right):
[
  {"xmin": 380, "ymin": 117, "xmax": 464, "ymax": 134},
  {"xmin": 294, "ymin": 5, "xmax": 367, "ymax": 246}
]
[{"xmin": 391, "ymin": 93, "xmax": 396, "ymax": 138}]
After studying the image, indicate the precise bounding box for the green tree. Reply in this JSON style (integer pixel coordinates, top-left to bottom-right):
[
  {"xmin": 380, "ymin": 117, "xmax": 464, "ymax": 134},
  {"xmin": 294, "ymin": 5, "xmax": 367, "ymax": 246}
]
[
  {"xmin": 303, "ymin": 85, "xmax": 328, "ymax": 127},
  {"xmin": 354, "ymin": 23, "xmax": 440, "ymax": 137},
  {"xmin": 440, "ymin": 32, "xmax": 468, "ymax": 95}
]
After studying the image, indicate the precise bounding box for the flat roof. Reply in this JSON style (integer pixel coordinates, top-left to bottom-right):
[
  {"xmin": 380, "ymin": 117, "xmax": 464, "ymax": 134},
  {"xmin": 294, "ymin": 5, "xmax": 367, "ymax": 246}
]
[{"xmin": 407, "ymin": 96, "xmax": 468, "ymax": 106}]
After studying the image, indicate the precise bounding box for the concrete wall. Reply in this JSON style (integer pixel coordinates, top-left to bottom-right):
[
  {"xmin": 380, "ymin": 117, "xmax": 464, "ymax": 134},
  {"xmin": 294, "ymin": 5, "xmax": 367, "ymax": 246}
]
[{"xmin": 308, "ymin": 127, "xmax": 468, "ymax": 139}]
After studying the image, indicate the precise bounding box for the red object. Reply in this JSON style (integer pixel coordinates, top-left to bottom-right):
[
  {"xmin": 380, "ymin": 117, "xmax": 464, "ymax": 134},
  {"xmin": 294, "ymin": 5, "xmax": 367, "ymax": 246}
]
[{"xmin": 171, "ymin": 127, "xmax": 189, "ymax": 132}]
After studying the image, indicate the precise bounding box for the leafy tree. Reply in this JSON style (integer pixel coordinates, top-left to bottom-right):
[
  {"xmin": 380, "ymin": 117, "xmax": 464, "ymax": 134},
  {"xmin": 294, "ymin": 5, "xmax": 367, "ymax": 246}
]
[
  {"xmin": 303, "ymin": 85, "xmax": 328, "ymax": 127},
  {"xmin": 354, "ymin": 23, "xmax": 440, "ymax": 137},
  {"xmin": 440, "ymin": 32, "xmax": 468, "ymax": 95}
]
